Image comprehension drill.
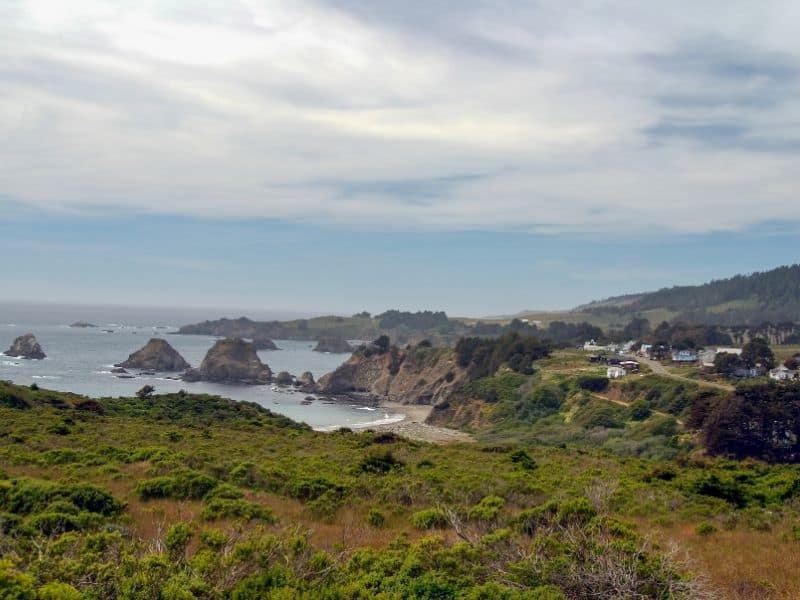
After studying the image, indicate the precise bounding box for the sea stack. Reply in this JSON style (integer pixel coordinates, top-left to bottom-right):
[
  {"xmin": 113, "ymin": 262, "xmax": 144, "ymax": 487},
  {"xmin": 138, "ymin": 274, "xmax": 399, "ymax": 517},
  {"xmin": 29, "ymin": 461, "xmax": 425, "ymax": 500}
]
[
  {"xmin": 252, "ymin": 337, "xmax": 278, "ymax": 350},
  {"xmin": 183, "ymin": 338, "xmax": 272, "ymax": 384},
  {"xmin": 5, "ymin": 333, "xmax": 46, "ymax": 360},
  {"xmin": 313, "ymin": 336, "xmax": 353, "ymax": 353},
  {"xmin": 115, "ymin": 338, "xmax": 190, "ymax": 372}
]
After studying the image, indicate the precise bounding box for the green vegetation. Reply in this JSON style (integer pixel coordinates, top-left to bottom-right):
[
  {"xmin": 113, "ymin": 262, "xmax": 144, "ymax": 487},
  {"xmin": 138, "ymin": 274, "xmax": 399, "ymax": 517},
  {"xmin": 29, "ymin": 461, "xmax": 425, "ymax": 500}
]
[{"xmin": 6, "ymin": 380, "xmax": 800, "ymax": 596}]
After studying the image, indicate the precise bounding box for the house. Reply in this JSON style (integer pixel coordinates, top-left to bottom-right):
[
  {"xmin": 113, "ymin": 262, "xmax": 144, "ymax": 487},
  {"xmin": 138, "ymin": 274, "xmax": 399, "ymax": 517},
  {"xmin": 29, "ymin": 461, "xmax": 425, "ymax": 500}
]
[
  {"xmin": 607, "ymin": 366, "xmax": 626, "ymax": 379},
  {"xmin": 700, "ymin": 347, "xmax": 742, "ymax": 368},
  {"xmin": 734, "ymin": 366, "xmax": 760, "ymax": 378},
  {"xmin": 638, "ymin": 344, "xmax": 652, "ymax": 357},
  {"xmin": 671, "ymin": 349, "xmax": 698, "ymax": 363},
  {"xmin": 769, "ymin": 365, "xmax": 797, "ymax": 381},
  {"xmin": 583, "ymin": 340, "xmax": 605, "ymax": 352},
  {"xmin": 620, "ymin": 360, "xmax": 640, "ymax": 373},
  {"xmin": 700, "ymin": 349, "xmax": 717, "ymax": 368}
]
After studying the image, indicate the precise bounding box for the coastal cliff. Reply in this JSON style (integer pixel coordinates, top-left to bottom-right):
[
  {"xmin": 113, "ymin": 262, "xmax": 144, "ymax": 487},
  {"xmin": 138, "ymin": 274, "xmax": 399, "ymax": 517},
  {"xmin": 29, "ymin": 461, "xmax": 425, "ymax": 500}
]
[
  {"xmin": 184, "ymin": 338, "xmax": 272, "ymax": 385},
  {"xmin": 316, "ymin": 343, "xmax": 469, "ymax": 405},
  {"xmin": 116, "ymin": 338, "xmax": 190, "ymax": 371}
]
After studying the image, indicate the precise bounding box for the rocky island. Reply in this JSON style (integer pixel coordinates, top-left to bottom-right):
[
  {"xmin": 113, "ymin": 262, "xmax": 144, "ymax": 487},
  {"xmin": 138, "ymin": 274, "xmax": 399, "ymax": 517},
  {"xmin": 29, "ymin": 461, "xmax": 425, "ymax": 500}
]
[
  {"xmin": 252, "ymin": 337, "xmax": 278, "ymax": 350},
  {"xmin": 4, "ymin": 333, "xmax": 46, "ymax": 360},
  {"xmin": 115, "ymin": 338, "xmax": 190, "ymax": 372},
  {"xmin": 313, "ymin": 336, "xmax": 353, "ymax": 353},
  {"xmin": 69, "ymin": 321, "xmax": 97, "ymax": 328},
  {"xmin": 183, "ymin": 338, "xmax": 272, "ymax": 385}
]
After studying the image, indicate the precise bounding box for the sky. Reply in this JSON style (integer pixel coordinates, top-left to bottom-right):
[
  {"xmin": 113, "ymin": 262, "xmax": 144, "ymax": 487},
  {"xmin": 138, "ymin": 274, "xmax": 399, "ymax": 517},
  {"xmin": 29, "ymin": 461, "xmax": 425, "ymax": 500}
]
[{"xmin": 1, "ymin": 1, "xmax": 799, "ymax": 316}]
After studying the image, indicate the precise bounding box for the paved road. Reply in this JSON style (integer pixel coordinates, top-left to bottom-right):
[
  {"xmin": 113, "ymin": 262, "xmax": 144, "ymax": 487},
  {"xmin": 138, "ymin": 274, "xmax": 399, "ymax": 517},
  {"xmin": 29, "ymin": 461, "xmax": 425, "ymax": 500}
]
[{"xmin": 639, "ymin": 357, "xmax": 734, "ymax": 392}]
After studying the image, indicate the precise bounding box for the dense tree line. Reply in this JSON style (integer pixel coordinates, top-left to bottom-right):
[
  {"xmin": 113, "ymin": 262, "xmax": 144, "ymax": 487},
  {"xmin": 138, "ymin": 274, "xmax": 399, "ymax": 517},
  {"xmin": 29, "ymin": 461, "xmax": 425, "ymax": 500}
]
[
  {"xmin": 586, "ymin": 264, "xmax": 800, "ymax": 325},
  {"xmin": 694, "ymin": 382, "xmax": 800, "ymax": 462},
  {"xmin": 455, "ymin": 332, "xmax": 551, "ymax": 378},
  {"xmin": 376, "ymin": 310, "xmax": 455, "ymax": 331}
]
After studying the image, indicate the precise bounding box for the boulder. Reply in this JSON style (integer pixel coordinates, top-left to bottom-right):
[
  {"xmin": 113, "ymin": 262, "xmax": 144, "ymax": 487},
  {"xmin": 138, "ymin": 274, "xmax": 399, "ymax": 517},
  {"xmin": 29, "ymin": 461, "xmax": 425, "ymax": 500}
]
[
  {"xmin": 5, "ymin": 333, "xmax": 46, "ymax": 360},
  {"xmin": 252, "ymin": 337, "xmax": 279, "ymax": 350},
  {"xmin": 115, "ymin": 338, "xmax": 190, "ymax": 372},
  {"xmin": 297, "ymin": 371, "xmax": 315, "ymax": 388},
  {"xmin": 275, "ymin": 371, "xmax": 294, "ymax": 385},
  {"xmin": 183, "ymin": 338, "xmax": 272, "ymax": 385},
  {"xmin": 313, "ymin": 336, "xmax": 353, "ymax": 353}
]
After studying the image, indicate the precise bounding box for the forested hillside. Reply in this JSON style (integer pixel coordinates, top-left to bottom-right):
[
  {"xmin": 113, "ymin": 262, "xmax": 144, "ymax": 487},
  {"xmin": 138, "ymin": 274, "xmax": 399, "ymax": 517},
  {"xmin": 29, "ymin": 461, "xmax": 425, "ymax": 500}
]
[{"xmin": 580, "ymin": 264, "xmax": 800, "ymax": 325}]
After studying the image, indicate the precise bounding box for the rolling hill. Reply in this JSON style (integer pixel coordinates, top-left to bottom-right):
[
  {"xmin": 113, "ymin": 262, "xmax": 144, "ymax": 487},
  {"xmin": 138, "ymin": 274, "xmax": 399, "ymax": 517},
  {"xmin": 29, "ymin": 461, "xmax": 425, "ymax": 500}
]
[{"xmin": 569, "ymin": 264, "xmax": 800, "ymax": 327}]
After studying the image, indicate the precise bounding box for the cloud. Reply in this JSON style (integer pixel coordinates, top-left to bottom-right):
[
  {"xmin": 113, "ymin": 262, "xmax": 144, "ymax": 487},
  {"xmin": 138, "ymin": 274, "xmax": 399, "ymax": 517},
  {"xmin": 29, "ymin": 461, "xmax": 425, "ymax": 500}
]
[{"xmin": 1, "ymin": 1, "xmax": 800, "ymax": 233}]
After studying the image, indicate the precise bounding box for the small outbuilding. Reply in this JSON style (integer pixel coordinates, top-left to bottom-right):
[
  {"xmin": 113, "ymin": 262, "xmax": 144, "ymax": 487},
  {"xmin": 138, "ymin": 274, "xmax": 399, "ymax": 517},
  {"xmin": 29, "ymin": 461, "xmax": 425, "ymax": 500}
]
[{"xmin": 607, "ymin": 366, "xmax": 626, "ymax": 379}]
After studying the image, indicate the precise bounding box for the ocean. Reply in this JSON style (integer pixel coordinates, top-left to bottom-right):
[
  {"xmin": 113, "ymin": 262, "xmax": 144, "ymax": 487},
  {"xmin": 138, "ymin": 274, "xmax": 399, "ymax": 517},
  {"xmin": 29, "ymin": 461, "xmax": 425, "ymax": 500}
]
[{"xmin": 0, "ymin": 302, "xmax": 403, "ymax": 429}]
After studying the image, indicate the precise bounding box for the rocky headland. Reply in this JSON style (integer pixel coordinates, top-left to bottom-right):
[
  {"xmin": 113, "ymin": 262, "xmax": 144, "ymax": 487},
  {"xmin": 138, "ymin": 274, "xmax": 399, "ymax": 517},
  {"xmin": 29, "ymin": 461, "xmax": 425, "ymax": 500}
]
[
  {"xmin": 183, "ymin": 338, "xmax": 272, "ymax": 385},
  {"xmin": 115, "ymin": 338, "xmax": 190, "ymax": 372},
  {"xmin": 313, "ymin": 336, "xmax": 353, "ymax": 353},
  {"xmin": 315, "ymin": 342, "xmax": 469, "ymax": 405},
  {"xmin": 4, "ymin": 333, "xmax": 46, "ymax": 360}
]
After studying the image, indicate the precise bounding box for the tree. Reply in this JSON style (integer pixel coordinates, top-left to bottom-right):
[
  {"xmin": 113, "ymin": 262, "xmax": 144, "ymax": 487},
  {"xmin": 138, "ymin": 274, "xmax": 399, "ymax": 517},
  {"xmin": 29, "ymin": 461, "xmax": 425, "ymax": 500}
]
[
  {"xmin": 741, "ymin": 338, "xmax": 775, "ymax": 369},
  {"xmin": 136, "ymin": 385, "xmax": 155, "ymax": 399},
  {"xmin": 622, "ymin": 317, "xmax": 650, "ymax": 340},
  {"xmin": 373, "ymin": 335, "xmax": 391, "ymax": 354},
  {"xmin": 713, "ymin": 352, "xmax": 742, "ymax": 376}
]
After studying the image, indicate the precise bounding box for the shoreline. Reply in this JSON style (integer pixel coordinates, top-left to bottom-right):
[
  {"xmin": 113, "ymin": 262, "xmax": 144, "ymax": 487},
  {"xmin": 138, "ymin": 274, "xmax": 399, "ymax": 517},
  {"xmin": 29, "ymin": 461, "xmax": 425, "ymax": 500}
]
[{"xmin": 325, "ymin": 399, "xmax": 474, "ymax": 444}]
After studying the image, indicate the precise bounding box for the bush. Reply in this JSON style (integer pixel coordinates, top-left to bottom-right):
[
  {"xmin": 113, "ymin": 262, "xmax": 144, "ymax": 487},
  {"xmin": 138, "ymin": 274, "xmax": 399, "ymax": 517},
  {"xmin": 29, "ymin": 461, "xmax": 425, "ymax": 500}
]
[
  {"xmin": 135, "ymin": 476, "xmax": 176, "ymax": 500},
  {"xmin": 576, "ymin": 375, "xmax": 609, "ymax": 393},
  {"xmin": 409, "ymin": 508, "xmax": 448, "ymax": 530},
  {"xmin": 367, "ymin": 508, "xmax": 386, "ymax": 528},
  {"xmin": 359, "ymin": 450, "xmax": 404, "ymax": 474},
  {"xmin": 136, "ymin": 471, "xmax": 218, "ymax": 501},
  {"xmin": 509, "ymin": 449, "xmax": 537, "ymax": 471},
  {"xmin": 136, "ymin": 385, "xmax": 155, "ymax": 399},
  {"xmin": 200, "ymin": 498, "xmax": 275, "ymax": 522},
  {"xmin": 696, "ymin": 522, "xmax": 716, "ymax": 536},
  {"xmin": 165, "ymin": 522, "xmax": 194, "ymax": 560},
  {"xmin": 468, "ymin": 496, "xmax": 504, "ymax": 521},
  {"xmin": 37, "ymin": 582, "xmax": 82, "ymax": 600},
  {"xmin": 628, "ymin": 399, "xmax": 652, "ymax": 421}
]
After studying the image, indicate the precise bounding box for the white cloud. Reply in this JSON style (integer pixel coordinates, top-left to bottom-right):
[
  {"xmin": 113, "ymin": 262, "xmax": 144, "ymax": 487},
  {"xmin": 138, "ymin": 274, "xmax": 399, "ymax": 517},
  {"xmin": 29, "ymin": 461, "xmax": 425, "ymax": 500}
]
[{"xmin": 1, "ymin": 0, "xmax": 799, "ymax": 233}]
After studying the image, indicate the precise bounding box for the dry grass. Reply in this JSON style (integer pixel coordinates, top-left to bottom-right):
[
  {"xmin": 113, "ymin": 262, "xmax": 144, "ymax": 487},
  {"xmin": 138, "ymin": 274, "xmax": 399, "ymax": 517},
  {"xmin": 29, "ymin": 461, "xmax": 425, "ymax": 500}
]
[{"xmin": 634, "ymin": 518, "xmax": 800, "ymax": 600}]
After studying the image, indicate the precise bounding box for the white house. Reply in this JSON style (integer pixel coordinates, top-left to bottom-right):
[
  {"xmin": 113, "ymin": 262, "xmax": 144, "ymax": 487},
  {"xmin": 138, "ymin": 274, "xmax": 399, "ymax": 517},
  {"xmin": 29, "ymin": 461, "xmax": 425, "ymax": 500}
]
[
  {"xmin": 769, "ymin": 365, "xmax": 797, "ymax": 381},
  {"xmin": 701, "ymin": 347, "xmax": 743, "ymax": 368},
  {"xmin": 607, "ymin": 366, "xmax": 626, "ymax": 379}
]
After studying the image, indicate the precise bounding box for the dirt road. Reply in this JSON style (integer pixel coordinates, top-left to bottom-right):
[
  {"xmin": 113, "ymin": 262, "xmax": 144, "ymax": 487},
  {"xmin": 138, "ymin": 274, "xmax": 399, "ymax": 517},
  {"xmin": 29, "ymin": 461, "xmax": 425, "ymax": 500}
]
[{"xmin": 640, "ymin": 357, "xmax": 734, "ymax": 392}]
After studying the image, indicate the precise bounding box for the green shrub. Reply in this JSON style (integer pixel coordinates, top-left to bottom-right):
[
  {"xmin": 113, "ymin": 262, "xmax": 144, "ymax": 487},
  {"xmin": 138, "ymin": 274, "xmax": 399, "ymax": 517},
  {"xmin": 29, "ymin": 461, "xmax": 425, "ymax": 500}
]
[
  {"xmin": 359, "ymin": 450, "xmax": 404, "ymax": 474},
  {"xmin": 165, "ymin": 522, "xmax": 194, "ymax": 561},
  {"xmin": 204, "ymin": 483, "xmax": 244, "ymax": 501},
  {"xmin": 509, "ymin": 449, "xmax": 537, "ymax": 471},
  {"xmin": 367, "ymin": 508, "xmax": 386, "ymax": 528},
  {"xmin": 576, "ymin": 375, "xmax": 609, "ymax": 393},
  {"xmin": 201, "ymin": 498, "xmax": 275, "ymax": 522},
  {"xmin": 136, "ymin": 471, "xmax": 218, "ymax": 501},
  {"xmin": 409, "ymin": 508, "xmax": 448, "ymax": 530},
  {"xmin": 37, "ymin": 582, "xmax": 82, "ymax": 600},
  {"xmin": 468, "ymin": 496, "xmax": 504, "ymax": 521},
  {"xmin": 628, "ymin": 399, "xmax": 652, "ymax": 421},
  {"xmin": 696, "ymin": 522, "xmax": 716, "ymax": 536},
  {"xmin": 135, "ymin": 476, "xmax": 176, "ymax": 500}
]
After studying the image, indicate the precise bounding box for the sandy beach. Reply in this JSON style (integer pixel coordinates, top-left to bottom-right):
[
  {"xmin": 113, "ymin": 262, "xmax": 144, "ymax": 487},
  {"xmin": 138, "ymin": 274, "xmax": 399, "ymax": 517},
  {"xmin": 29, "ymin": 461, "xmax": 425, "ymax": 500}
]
[{"xmin": 350, "ymin": 400, "xmax": 474, "ymax": 444}]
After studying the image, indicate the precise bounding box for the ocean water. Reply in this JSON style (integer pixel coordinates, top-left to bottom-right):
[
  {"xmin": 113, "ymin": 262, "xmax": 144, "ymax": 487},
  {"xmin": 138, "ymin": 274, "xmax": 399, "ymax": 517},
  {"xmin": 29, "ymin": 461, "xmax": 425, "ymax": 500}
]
[{"xmin": 0, "ymin": 302, "xmax": 403, "ymax": 429}]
